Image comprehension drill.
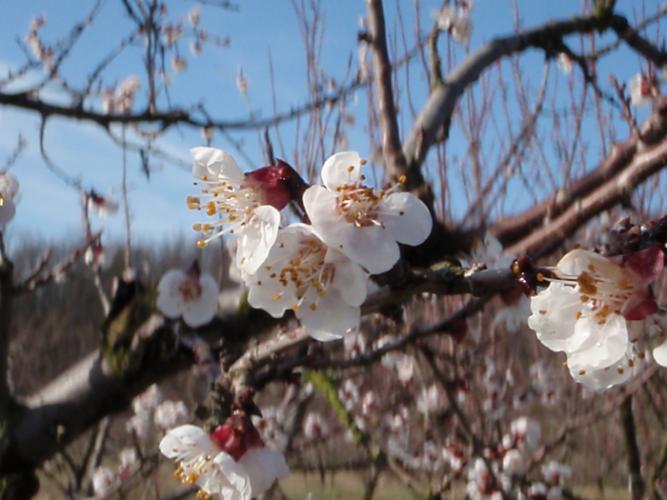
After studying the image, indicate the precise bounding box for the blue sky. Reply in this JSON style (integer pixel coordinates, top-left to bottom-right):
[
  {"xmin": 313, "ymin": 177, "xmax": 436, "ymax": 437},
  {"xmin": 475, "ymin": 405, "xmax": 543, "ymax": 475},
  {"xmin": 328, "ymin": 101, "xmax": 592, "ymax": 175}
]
[{"xmin": 0, "ymin": 0, "xmax": 660, "ymax": 249}]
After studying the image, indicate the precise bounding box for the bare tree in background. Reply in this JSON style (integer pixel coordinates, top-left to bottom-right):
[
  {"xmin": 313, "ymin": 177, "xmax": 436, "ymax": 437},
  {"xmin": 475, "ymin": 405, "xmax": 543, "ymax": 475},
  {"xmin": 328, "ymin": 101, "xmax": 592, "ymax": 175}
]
[{"xmin": 2, "ymin": 0, "xmax": 667, "ymax": 498}]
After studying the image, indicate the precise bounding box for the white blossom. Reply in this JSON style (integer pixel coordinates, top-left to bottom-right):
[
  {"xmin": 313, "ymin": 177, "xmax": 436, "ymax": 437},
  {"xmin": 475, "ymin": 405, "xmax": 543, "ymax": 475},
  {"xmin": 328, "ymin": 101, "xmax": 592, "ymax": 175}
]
[
  {"xmin": 157, "ymin": 267, "xmax": 219, "ymax": 327},
  {"xmin": 527, "ymin": 247, "xmax": 663, "ymax": 390},
  {"xmin": 92, "ymin": 466, "xmax": 115, "ymax": 497},
  {"xmin": 502, "ymin": 449, "xmax": 525, "ymax": 476},
  {"xmin": 557, "ymin": 53, "xmax": 573, "ymax": 74},
  {"xmin": 541, "ymin": 461, "xmax": 572, "ymax": 486},
  {"xmin": 416, "ymin": 384, "xmax": 443, "ymax": 415},
  {"xmin": 303, "ymin": 151, "xmax": 432, "ymax": 274},
  {"xmin": 510, "ymin": 417, "xmax": 541, "ymax": 454},
  {"xmin": 432, "ymin": 4, "xmax": 472, "ymax": 44},
  {"xmin": 160, "ymin": 424, "xmax": 289, "ymax": 500},
  {"xmin": 118, "ymin": 447, "xmax": 139, "ymax": 480},
  {"xmin": 188, "ymin": 147, "xmax": 282, "ymax": 274},
  {"xmin": 126, "ymin": 413, "xmax": 151, "ymax": 441},
  {"xmin": 630, "ymin": 73, "xmax": 658, "ymax": 107},
  {"xmin": 246, "ymin": 223, "xmax": 368, "ymax": 341},
  {"xmin": 188, "ymin": 4, "xmax": 201, "ymax": 25},
  {"xmin": 132, "ymin": 384, "xmax": 162, "ymax": 414},
  {"xmin": 154, "ymin": 400, "xmax": 189, "ymax": 430}
]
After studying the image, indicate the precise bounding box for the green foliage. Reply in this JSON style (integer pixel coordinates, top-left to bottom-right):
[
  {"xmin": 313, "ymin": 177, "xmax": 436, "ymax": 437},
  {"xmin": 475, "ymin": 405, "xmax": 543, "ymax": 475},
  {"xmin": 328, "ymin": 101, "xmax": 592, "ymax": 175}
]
[{"xmin": 303, "ymin": 370, "xmax": 365, "ymax": 447}]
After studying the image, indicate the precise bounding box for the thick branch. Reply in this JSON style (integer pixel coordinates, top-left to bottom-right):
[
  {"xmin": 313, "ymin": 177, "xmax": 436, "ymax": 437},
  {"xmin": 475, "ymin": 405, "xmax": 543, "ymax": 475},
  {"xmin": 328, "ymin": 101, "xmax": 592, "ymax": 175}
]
[
  {"xmin": 401, "ymin": 11, "xmax": 657, "ymax": 172},
  {"xmin": 506, "ymin": 121, "xmax": 667, "ymax": 256},
  {"xmin": 493, "ymin": 97, "xmax": 667, "ymax": 248},
  {"xmin": 366, "ymin": 0, "xmax": 416, "ymax": 187}
]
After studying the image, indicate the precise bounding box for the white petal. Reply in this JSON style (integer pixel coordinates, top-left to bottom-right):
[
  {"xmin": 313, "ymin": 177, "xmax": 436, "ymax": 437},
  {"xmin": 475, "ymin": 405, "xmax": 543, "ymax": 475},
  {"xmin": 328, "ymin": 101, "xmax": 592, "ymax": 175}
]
[
  {"xmin": 298, "ymin": 291, "xmax": 360, "ymax": 340},
  {"xmin": 235, "ymin": 205, "xmax": 281, "ymax": 274},
  {"xmin": 306, "ymin": 186, "xmax": 400, "ymax": 272},
  {"xmin": 568, "ymin": 353, "xmax": 633, "ymax": 391},
  {"xmin": 303, "ymin": 185, "xmax": 339, "ymax": 228},
  {"xmin": 159, "ymin": 424, "xmax": 215, "ymax": 459},
  {"xmin": 380, "ymin": 192, "xmax": 432, "ymax": 246},
  {"xmin": 321, "ymin": 151, "xmax": 362, "ymax": 189},
  {"xmin": 653, "ymin": 340, "xmax": 667, "ymax": 366},
  {"xmin": 247, "ymin": 277, "xmax": 296, "ymax": 318},
  {"xmin": 214, "ymin": 452, "xmax": 252, "ymax": 499},
  {"xmin": 528, "ymin": 283, "xmax": 580, "ymax": 351},
  {"xmin": 191, "ymin": 147, "xmax": 244, "ymax": 183},
  {"xmin": 240, "ymin": 448, "xmax": 289, "ymax": 496},
  {"xmin": 156, "ymin": 269, "xmax": 186, "ymax": 318},
  {"xmin": 326, "ymin": 249, "xmax": 368, "ymax": 307},
  {"xmin": 567, "ymin": 314, "xmax": 628, "ymax": 369},
  {"xmin": 182, "ymin": 274, "xmax": 219, "ymax": 327}
]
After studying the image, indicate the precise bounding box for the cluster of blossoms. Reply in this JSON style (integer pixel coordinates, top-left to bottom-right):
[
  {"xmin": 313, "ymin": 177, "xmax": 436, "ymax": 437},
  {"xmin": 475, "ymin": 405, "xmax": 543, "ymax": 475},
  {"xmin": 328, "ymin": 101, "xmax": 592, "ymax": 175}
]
[
  {"xmin": 126, "ymin": 384, "xmax": 189, "ymax": 441},
  {"xmin": 159, "ymin": 412, "xmax": 289, "ymax": 500},
  {"xmin": 185, "ymin": 148, "xmax": 432, "ymax": 340},
  {"xmin": 528, "ymin": 246, "xmax": 667, "ymax": 391},
  {"xmin": 92, "ymin": 448, "xmax": 140, "ymax": 497},
  {"xmin": 465, "ymin": 417, "xmax": 571, "ymax": 499},
  {"xmin": 431, "ymin": 0, "xmax": 473, "ymax": 44},
  {"xmin": 101, "ymin": 76, "xmax": 141, "ymax": 114}
]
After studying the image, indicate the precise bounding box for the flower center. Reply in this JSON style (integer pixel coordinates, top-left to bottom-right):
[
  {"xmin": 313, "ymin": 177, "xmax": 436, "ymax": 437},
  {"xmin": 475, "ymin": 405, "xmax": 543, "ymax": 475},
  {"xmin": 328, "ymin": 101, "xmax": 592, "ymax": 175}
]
[
  {"xmin": 267, "ymin": 236, "xmax": 334, "ymax": 312},
  {"xmin": 178, "ymin": 276, "xmax": 203, "ymax": 302},
  {"xmin": 556, "ymin": 260, "xmax": 639, "ymax": 325},
  {"xmin": 334, "ymin": 175, "xmax": 405, "ymax": 227},
  {"xmin": 188, "ymin": 178, "xmax": 262, "ymax": 248}
]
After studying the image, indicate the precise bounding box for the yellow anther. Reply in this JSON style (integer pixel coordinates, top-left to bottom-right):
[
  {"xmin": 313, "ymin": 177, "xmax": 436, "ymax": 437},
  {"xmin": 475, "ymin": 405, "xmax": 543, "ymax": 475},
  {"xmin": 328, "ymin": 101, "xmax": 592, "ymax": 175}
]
[
  {"xmin": 272, "ymin": 292, "xmax": 283, "ymax": 301},
  {"xmin": 347, "ymin": 165, "xmax": 355, "ymax": 173},
  {"xmin": 196, "ymin": 239, "xmax": 208, "ymax": 249},
  {"xmin": 398, "ymin": 175, "xmax": 407, "ymax": 184},
  {"xmin": 192, "ymin": 223, "xmax": 202, "ymax": 231}
]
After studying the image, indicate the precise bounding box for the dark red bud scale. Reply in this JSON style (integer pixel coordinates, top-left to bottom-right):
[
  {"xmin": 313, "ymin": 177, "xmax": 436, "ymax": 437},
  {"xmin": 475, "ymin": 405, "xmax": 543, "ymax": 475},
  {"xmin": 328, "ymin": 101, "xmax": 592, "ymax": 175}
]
[{"xmin": 245, "ymin": 160, "xmax": 309, "ymax": 211}]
